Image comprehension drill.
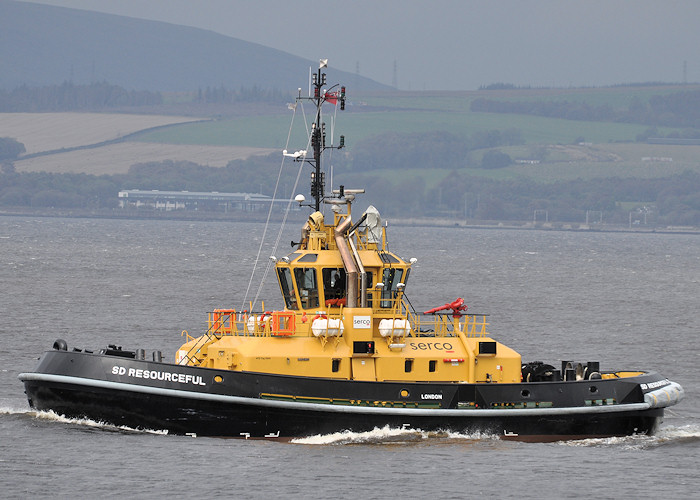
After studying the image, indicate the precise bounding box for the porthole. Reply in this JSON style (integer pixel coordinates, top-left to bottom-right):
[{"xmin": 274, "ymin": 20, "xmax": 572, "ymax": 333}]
[
  {"xmin": 521, "ymin": 390, "xmax": 530, "ymax": 398},
  {"xmin": 589, "ymin": 386, "xmax": 598, "ymax": 394},
  {"xmin": 214, "ymin": 375, "xmax": 224, "ymax": 383},
  {"xmin": 400, "ymin": 389, "xmax": 410, "ymax": 398}
]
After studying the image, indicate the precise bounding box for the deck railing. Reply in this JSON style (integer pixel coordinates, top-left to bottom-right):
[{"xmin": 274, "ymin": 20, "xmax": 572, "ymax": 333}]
[{"xmin": 200, "ymin": 303, "xmax": 489, "ymax": 340}]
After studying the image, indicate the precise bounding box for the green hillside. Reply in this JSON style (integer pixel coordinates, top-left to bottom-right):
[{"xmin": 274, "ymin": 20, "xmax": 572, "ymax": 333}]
[
  {"xmin": 137, "ymin": 85, "xmax": 700, "ymax": 146},
  {"xmin": 137, "ymin": 109, "xmax": 655, "ymax": 148},
  {"xmin": 3, "ymin": 63, "xmax": 700, "ymax": 225},
  {"xmin": 134, "ymin": 85, "xmax": 700, "ymax": 185}
]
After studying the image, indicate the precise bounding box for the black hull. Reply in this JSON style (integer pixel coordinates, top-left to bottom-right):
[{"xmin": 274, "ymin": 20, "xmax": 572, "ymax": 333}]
[{"xmin": 20, "ymin": 350, "xmax": 680, "ymax": 441}]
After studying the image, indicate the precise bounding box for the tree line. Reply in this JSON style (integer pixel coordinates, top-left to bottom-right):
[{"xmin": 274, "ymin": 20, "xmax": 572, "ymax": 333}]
[
  {"xmin": 196, "ymin": 85, "xmax": 293, "ymax": 105},
  {"xmin": 0, "ymin": 82, "xmax": 163, "ymax": 112},
  {"xmin": 471, "ymin": 89, "xmax": 700, "ymax": 129},
  {"xmin": 415, "ymin": 170, "xmax": 700, "ymax": 225},
  {"xmin": 0, "ymin": 138, "xmax": 26, "ymax": 160},
  {"xmin": 0, "ymin": 155, "xmax": 299, "ymax": 210},
  {"xmin": 2, "ymin": 151, "xmax": 700, "ymax": 226},
  {"xmin": 0, "ymin": 81, "xmax": 294, "ymax": 112},
  {"xmin": 349, "ymin": 129, "xmax": 523, "ymax": 172}
]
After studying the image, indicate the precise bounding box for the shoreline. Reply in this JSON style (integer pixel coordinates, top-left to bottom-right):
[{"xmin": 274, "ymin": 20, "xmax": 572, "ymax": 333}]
[{"xmin": 1, "ymin": 207, "xmax": 699, "ymax": 235}]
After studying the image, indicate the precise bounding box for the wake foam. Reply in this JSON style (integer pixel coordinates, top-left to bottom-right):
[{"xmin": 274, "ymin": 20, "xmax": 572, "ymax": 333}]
[
  {"xmin": 0, "ymin": 404, "xmax": 31, "ymax": 416},
  {"xmin": 291, "ymin": 425, "xmax": 499, "ymax": 445},
  {"xmin": 293, "ymin": 423, "xmax": 700, "ymax": 447},
  {"xmin": 30, "ymin": 409, "xmax": 168, "ymax": 435},
  {"xmin": 560, "ymin": 424, "xmax": 700, "ymax": 449}
]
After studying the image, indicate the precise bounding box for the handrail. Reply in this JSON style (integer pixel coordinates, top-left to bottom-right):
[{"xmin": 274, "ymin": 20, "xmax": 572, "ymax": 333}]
[
  {"xmin": 181, "ymin": 303, "xmax": 489, "ymax": 366},
  {"xmin": 202, "ymin": 306, "xmax": 489, "ymax": 340}
]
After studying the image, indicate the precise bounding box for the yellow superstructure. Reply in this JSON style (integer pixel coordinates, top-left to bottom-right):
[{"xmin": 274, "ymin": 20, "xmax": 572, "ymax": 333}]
[{"xmin": 176, "ymin": 204, "xmax": 522, "ymax": 385}]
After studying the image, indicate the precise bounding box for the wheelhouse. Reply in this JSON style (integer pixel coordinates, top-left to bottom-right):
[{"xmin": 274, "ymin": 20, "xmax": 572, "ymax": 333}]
[{"xmin": 274, "ymin": 208, "xmax": 411, "ymax": 312}]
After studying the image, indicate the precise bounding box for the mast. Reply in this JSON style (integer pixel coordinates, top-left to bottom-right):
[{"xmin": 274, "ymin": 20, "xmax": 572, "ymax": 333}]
[{"xmin": 297, "ymin": 59, "xmax": 346, "ymax": 212}]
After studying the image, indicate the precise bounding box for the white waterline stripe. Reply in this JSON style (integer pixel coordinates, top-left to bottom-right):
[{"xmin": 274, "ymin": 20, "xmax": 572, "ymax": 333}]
[{"xmin": 19, "ymin": 372, "xmax": 660, "ymax": 417}]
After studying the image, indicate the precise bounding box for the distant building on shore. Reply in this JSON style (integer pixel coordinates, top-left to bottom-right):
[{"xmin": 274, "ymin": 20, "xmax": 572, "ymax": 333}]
[{"xmin": 118, "ymin": 189, "xmax": 293, "ymax": 213}]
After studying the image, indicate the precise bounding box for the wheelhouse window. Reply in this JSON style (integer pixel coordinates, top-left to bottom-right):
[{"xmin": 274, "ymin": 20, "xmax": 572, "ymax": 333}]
[
  {"xmin": 294, "ymin": 267, "xmax": 319, "ymax": 309},
  {"xmin": 380, "ymin": 268, "xmax": 404, "ymax": 308},
  {"xmin": 365, "ymin": 271, "xmax": 374, "ymax": 307},
  {"xmin": 277, "ymin": 268, "xmax": 298, "ymax": 310},
  {"xmin": 322, "ymin": 268, "xmax": 346, "ymax": 305}
]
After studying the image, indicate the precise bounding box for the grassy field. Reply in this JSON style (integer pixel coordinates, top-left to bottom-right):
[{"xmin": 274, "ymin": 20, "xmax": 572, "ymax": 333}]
[
  {"xmin": 14, "ymin": 143, "xmax": 274, "ymax": 175},
  {"xmin": 349, "ymin": 154, "xmax": 700, "ymax": 190},
  {"xmin": 135, "ymin": 109, "xmax": 663, "ymax": 148},
  {"xmin": 134, "ymin": 85, "xmax": 699, "ymax": 149},
  {"xmin": 1, "ymin": 112, "xmax": 273, "ymax": 175},
  {"xmin": 0, "ymin": 113, "xmax": 201, "ymax": 154},
  {"xmin": 358, "ymin": 84, "xmax": 700, "ymax": 110},
  {"xmin": 131, "ymin": 85, "xmax": 700, "ymax": 185},
  {"xmin": 7, "ymin": 85, "xmax": 700, "ymax": 180}
]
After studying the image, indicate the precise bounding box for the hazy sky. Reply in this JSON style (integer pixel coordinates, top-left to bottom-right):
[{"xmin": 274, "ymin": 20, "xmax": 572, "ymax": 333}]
[{"xmin": 19, "ymin": 0, "xmax": 700, "ymax": 90}]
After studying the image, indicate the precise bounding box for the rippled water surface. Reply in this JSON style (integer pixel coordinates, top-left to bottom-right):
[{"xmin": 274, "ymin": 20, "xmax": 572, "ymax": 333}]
[{"xmin": 1, "ymin": 216, "xmax": 698, "ymax": 498}]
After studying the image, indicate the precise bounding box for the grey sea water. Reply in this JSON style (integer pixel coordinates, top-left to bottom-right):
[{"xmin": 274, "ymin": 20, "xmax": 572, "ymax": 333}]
[{"xmin": 1, "ymin": 216, "xmax": 698, "ymax": 498}]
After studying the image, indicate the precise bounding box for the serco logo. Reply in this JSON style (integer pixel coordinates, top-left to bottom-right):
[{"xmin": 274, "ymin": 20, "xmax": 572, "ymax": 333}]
[{"xmin": 353, "ymin": 316, "xmax": 371, "ymax": 329}]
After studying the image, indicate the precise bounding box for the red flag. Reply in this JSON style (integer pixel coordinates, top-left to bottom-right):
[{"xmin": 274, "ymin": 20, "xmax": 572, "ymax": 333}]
[{"xmin": 324, "ymin": 91, "xmax": 338, "ymax": 105}]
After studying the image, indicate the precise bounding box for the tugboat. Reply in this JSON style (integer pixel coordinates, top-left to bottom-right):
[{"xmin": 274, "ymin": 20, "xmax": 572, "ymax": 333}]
[{"xmin": 19, "ymin": 60, "xmax": 684, "ymax": 441}]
